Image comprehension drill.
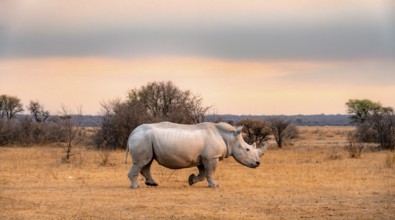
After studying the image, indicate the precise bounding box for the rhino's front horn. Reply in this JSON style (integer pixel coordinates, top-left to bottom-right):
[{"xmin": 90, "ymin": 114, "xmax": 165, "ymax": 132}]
[{"xmin": 258, "ymin": 142, "xmax": 269, "ymax": 157}]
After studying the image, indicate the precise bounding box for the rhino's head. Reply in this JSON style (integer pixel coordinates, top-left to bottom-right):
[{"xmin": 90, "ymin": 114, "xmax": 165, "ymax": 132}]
[{"xmin": 229, "ymin": 126, "xmax": 268, "ymax": 168}]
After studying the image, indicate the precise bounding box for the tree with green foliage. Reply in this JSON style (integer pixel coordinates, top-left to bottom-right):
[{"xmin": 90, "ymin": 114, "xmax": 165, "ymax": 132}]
[{"xmin": 345, "ymin": 99, "xmax": 383, "ymax": 124}]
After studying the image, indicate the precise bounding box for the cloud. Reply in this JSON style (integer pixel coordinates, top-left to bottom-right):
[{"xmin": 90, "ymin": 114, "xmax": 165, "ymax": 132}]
[
  {"xmin": 277, "ymin": 60, "xmax": 395, "ymax": 86},
  {"xmin": 1, "ymin": 0, "xmax": 394, "ymax": 61},
  {"xmin": 2, "ymin": 21, "xmax": 393, "ymax": 61}
]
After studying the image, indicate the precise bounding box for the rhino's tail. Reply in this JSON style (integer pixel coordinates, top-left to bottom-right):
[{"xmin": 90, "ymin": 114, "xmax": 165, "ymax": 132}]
[
  {"xmin": 125, "ymin": 144, "xmax": 129, "ymax": 164},
  {"xmin": 125, "ymin": 129, "xmax": 136, "ymax": 164},
  {"xmin": 125, "ymin": 133, "xmax": 132, "ymax": 164}
]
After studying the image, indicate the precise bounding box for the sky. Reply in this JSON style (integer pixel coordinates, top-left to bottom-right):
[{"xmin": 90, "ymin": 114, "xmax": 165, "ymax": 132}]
[{"xmin": 0, "ymin": 0, "xmax": 394, "ymax": 115}]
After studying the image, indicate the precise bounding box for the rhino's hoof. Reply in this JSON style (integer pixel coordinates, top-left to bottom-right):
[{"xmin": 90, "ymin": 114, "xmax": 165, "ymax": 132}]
[
  {"xmin": 208, "ymin": 183, "xmax": 219, "ymax": 188},
  {"xmin": 145, "ymin": 181, "xmax": 158, "ymax": 187},
  {"xmin": 130, "ymin": 185, "xmax": 139, "ymax": 189},
  {"xmin": 188, "ymin": 174, "xmax": 196, "ymax": 186}
]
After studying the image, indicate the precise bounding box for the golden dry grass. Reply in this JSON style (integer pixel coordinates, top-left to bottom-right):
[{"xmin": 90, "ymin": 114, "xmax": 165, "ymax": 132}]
[{"xmin": 1, "ymin": 126, "xmax": 394, "ymax": 219}]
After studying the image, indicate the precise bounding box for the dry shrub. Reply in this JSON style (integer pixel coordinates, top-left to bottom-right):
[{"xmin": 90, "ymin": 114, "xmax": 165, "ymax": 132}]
[
  {"xmin": 346, "ymin": 131, "xmax": 364, "ymax": 159},
  {"xmin": 75, "ymin": 150, "xmax": 85, "ymax": 168},
  {"xmin": 98, "ymin": 150, "xmax": 114, "ymax": 166},
  {"xmin": 327, "ymin": 152, "xmax": 343, "ymax": 160},
  {"xmin": 347, "ymin": 143, "xmax": 364, "ymax": 159},
  {"xmin": 385, "ymin": 152, "xmax": 395, "ymax": 168},
  {"xmin": 326, "ymin": 131, "xmax": 335, "ymax": 138}
]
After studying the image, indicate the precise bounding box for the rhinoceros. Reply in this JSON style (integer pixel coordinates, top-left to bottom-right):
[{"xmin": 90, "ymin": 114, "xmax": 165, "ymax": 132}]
[{"xmin": 125, "ymin": 122, "xmax": 268, "ymax": 188}]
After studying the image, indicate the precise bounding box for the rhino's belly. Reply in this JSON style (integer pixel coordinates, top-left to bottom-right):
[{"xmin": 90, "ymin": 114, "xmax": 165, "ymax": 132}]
[
  {"xmin": 152, "ymin": 141, "xmax": 204, "ymax": 169},
  {"xmin": 155, "ymin": 157, "xmax": 201, "ymax": 169}
]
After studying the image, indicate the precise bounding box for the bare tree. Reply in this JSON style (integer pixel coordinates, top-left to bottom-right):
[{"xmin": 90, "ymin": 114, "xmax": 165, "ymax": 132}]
[
  {"xmin": 185, "ymin": 94, "xmax": 211, "ymax": 123},
  {"xmin": 59, "ymin": 105, "xmax": 83, "ymax": 161},
  {"xmin": 96, "ymin": 81, "xmax": 210, "ymax": 149},
  {"xmin": 236, "ymin": 119, "xmax": 271, "ymax": 147},
  {"xmin": 128, "ymin": 81, "xmax": 210, "ymax": 123},
  {"xmin": 28, "ymin": 101, "xmax": 49, "ymax": 123},
  {"xmin": 267, "ymin": 117, "xmax": 298, "ymax": 148},
  {"xmin": 0, "ymin": 95, "xmax": 24, "ymax": 119}
]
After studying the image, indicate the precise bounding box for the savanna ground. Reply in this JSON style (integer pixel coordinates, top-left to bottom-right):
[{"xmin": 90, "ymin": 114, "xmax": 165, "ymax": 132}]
[{"xmin": 1, "ymin": 126, "xmax": 394, "ymax": 219}]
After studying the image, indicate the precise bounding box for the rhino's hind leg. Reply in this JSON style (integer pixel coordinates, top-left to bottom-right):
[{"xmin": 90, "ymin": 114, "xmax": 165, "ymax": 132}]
[
  {"xmin": 188, "ymin": 164, "xmax": 205, "ymax": 186},
  {"xmin": 141, "ymin": 160, "xmax": 158, "ymax": 187},
  {"xmin": 128, "ymin": 155, "xmax": 156, "ymax": 189},
  {"xmin": 128, "ymin": 165, "xmax": 141, "ymax": 189}
]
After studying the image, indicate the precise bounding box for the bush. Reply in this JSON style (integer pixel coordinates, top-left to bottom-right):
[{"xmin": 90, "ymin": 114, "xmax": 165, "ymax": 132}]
[
  {"xmin": 368, "ymin": 110, "xmax": 395, "ymax": 150},
  {"xmin": 0, "ymin": 115, "xmax": 86, "ymax": 147},
  {"xmin": 0, "ymin": 119, "xmax": 19, "ymax": 145},
  {"xmin": 94, "ymin": 99, "xmax": 150, "ymax": 150},
  {"xmin": 346, "ymin": 131, "xmax": 364, "ymax": 159}
]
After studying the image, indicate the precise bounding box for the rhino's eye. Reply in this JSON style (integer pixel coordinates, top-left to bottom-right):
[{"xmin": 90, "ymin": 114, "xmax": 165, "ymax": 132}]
[{"xmin": 246, "ymin": 148, "xmax": 250, "ymax": 152}]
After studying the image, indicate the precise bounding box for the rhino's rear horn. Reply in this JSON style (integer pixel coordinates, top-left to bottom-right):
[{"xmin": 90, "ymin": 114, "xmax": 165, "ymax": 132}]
[{"xmin": 258, "ymin": 142, "xmax": 269, "ymax": 157}]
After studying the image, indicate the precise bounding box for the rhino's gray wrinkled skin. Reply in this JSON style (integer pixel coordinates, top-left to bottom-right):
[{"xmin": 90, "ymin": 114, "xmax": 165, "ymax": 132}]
[{"xmin": 125, "ymin": 122, "xmax": 268, "ymax": 189}]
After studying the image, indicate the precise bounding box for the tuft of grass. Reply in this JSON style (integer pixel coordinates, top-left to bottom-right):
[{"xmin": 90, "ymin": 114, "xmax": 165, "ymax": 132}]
[
  {"xmin": 327, "ymin": 152, "xmax": 343, "ymax": 160},
  {"xmin": 385, "ymin": 152, "xmax": 395, "ymax": 168},
  {"xmin": 347, "ymin": 143, "xmax": 364, "ymax": 159},
  {"xmin": 98, "ymin": 150, "xmax": 114, "ymax": 166}
]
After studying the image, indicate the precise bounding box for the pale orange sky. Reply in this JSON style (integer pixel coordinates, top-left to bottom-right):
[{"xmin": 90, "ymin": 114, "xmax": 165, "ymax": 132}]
[
  {"xmin": 1, "ymin": 0, "xmax": 394, "ymax": 115},
  {"xmin": 1, "ymin": 57, "xmax": 394, "ymax": 115}
]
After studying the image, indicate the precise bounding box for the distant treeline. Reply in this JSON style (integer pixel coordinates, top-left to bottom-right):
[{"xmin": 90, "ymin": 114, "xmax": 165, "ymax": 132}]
[
  {"xmin": 15, "ymin": 114, "xmax": 350, "ymax": 127},
  {"xmin": 206, "ymin": 114, "xmax": 351, "ymax": 126}
]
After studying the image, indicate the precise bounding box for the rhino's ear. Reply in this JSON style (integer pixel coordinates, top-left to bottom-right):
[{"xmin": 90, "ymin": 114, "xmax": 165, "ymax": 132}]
[
  {"xmin": 235, "ymin": 126, "xmax": 243, "ymax": 135},
  {"xmin": 252, "ymin": 142, "xmax": 257, "ymax": 148}
]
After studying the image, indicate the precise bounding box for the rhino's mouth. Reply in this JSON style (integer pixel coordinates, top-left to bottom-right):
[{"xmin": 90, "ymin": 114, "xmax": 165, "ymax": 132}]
[
  {"xmin": 247, "ymin": 163, "xmax": 259, "ymax": 169},
  {"xmin": 249, "ymin": 161, "xmax": 260, "ymax": 168}
]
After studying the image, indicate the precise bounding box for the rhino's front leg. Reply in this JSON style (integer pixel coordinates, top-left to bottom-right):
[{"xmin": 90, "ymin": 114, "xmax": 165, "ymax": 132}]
[
  {"xmin": 204, "ymin": 158, "xmax": 219, "ymax": 188},
  {"xmin": 188, "ymin": 164, "xmax": 205, "ymax": 186}
]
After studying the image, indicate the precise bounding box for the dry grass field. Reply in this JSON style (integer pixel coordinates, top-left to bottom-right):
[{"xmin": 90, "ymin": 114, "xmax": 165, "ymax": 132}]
[{"xmin": 1, "ymin": 126, "xmax": 394, "ymax": 219}]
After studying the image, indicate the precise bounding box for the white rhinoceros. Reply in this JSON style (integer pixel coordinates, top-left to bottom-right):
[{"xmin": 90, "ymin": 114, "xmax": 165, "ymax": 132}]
[{"xmin": 125, "ymin": 122, "xmax": 268, "ymax": 188}]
